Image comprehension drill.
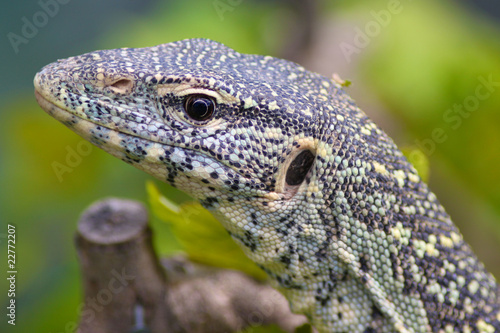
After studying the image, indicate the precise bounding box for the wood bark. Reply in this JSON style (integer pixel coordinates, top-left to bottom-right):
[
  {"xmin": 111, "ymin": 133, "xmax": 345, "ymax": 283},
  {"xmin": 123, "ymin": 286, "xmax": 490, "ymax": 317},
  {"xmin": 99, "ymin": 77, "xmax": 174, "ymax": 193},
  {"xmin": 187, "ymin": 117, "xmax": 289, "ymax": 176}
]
[{"xmin": 75, "ymin": 198, "xmax": 308, "ymax": 333}]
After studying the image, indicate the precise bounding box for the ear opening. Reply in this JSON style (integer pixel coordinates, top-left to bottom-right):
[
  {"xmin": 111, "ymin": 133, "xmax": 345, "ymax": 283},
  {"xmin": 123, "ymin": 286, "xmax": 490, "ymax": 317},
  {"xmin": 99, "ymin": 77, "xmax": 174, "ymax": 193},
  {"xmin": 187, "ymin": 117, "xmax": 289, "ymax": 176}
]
[{"xmin": 285, "ymin": 149, "xmax": 315, "ymax": 187}]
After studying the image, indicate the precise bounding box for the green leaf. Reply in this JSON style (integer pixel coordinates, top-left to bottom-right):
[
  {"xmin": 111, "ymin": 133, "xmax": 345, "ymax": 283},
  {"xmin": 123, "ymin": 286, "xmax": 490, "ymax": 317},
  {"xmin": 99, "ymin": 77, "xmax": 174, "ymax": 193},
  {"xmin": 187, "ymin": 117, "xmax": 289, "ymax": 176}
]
[
  {"xmin": 239, "ymin": 324, "xmax": 287, "ymax": 333},
  {"xmin": 294, "ymin": 323, "xmax": 314, "ymax": 333},
  {"xmin": 146, "ymin": 181, "xmax": 268, "ymax": 280},
  {"xmin": 332, "ymin": 73, "xmax": 352, "ymax": 88},
  {"xmin": 341, "ymin": 80, "xmax": 352, "ymax": 88},
  {"xmin": 402, "ymin": 147, "xmax": 430, "ymax": 183}
]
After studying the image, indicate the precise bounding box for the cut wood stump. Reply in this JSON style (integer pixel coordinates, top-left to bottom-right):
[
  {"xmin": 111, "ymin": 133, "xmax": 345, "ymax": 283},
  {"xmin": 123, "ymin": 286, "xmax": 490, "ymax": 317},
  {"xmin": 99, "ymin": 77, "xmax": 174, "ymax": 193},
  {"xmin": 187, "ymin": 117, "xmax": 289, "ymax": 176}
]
[{"xmin": 75, "ymin": 198, "xmax": 309, "ymax": 333}]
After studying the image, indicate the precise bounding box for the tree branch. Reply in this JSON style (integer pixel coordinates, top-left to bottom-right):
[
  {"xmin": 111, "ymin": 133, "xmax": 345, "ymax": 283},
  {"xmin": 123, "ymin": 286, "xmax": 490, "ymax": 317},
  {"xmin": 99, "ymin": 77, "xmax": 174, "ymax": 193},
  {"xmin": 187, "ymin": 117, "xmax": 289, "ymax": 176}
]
[{"xmin": 75, "ymin": 198, "xmax": 308, "ymax": 333}]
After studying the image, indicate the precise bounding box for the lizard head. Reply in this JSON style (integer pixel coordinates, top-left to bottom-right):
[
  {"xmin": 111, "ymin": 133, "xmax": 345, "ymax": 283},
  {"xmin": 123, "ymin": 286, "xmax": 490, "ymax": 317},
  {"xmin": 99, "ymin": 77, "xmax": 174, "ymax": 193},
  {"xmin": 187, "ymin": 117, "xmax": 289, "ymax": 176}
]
[
  {"xmin": 34, "ymin": 39, "xmax": 347, "ymax": 206},
  {"xmin": 35, "ymin": 39, "xmax": 369, "ymax": 298}
]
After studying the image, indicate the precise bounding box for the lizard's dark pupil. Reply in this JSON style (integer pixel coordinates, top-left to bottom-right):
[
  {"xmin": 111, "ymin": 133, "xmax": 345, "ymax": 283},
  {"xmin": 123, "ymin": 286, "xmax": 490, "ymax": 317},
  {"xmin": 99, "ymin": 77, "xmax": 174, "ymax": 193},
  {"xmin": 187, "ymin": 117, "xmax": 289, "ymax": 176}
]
[{"xmin": 185, "ymin": 95, "xmax": 215, "ymax": 121}]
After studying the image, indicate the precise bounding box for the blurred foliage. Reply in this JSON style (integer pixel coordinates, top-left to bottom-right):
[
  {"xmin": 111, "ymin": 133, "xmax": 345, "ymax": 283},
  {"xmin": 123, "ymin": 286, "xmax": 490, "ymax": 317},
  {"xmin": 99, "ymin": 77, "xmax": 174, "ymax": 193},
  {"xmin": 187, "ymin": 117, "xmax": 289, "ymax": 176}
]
[
  {"xmin": 0, "ymin": 0, "xmax": 499, "ymax": 332},
  {"xmin": 236, "ymin": 322, "xmax": 313, "ymax": 333},
  {"xmin": 147, "ymin": 182, "xmax": 267, "ymax": 280},
  {"xmin": 401, "ymin": 148, "xmax": 430, "ymax": 183},
  {"xmin": 97, "ymin": 0, "xmax": 286, "ymax": 54},
  {"xmin": 293, "ymin": 323, "xmax": 314, "ymax": 333},
  {"xmin": 239, "ymin": 324, "xmax": 286, "ymax": 333},
  {"xmin": 360, "ymin": 0, "xmax": 500, "ymax": 216},
  {"xmin": 355, "ymin": 0, "xmax": 500, "ymax": 273}
]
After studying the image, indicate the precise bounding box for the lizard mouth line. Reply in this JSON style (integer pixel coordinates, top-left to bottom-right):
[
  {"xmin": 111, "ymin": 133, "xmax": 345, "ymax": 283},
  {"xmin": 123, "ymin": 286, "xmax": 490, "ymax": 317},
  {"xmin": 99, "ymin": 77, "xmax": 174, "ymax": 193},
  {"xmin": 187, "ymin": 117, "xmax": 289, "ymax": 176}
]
[
  {"xmin": 35, "ymin": 88, "xmax": 176, "ymax": 148},
  {"xmin": 34, "ymin": 88, "xmax": 265, "ymax": 194}
]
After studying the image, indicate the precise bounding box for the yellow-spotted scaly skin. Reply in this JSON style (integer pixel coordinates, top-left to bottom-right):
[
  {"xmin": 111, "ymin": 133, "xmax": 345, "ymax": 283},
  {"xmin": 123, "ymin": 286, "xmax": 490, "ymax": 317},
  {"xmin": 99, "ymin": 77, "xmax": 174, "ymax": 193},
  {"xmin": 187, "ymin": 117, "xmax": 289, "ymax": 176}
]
[{"xmin": 34, "ymin": 39, "xmax": 499, "ymax": 333}]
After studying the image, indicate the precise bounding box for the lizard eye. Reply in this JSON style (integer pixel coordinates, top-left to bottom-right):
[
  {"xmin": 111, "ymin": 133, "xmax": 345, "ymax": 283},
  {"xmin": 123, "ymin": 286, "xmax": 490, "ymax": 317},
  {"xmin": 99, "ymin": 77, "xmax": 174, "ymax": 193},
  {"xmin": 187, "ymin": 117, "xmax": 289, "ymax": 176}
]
[{"xmin": 184, "ymin": 95, "xmax": 216, "ymax": 122}]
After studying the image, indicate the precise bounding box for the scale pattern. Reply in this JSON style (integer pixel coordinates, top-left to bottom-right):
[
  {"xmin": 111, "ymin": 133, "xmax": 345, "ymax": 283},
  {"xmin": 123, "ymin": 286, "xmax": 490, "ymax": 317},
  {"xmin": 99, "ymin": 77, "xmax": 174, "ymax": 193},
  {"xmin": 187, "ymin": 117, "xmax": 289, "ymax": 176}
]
[{"xmin": 34, "ymin": 39, "xmax": 500, "ymax": 333}]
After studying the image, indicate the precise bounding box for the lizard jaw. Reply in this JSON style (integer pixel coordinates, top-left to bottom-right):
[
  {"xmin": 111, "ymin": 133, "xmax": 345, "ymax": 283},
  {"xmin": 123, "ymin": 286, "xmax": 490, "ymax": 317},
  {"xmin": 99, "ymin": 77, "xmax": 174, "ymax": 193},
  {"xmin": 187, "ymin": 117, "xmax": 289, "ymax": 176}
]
[{"xmin": 34, "ymin": 82, "xmax": 268, "ymax": 202}]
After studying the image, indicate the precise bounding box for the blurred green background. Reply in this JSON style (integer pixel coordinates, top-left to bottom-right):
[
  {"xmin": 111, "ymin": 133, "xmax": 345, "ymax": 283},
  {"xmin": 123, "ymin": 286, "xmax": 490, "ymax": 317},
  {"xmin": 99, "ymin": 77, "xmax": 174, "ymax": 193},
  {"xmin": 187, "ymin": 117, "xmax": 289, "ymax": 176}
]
[{"xmin": 1, "ymin": 0, "xmax": 499, "ymax": 331}]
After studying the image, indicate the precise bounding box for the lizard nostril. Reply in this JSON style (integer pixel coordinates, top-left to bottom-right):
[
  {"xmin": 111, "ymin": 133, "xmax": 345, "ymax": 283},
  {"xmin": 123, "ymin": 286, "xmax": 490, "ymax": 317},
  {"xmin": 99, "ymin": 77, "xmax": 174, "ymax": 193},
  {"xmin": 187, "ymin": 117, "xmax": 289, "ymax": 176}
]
[
  {"xmin": 285, "ymin": 150, "xmax": 315, "ymax": 186},
  {"xmin": 108, "ymin": 79, "xmax": 133, "ymax": 94}
]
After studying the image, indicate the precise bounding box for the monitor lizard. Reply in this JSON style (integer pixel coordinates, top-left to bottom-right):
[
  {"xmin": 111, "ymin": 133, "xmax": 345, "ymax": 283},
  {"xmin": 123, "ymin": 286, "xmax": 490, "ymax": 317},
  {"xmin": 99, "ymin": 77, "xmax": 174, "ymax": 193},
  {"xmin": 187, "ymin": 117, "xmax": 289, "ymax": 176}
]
[{"xmin": 34, "ymin": 38, "xmax": 500, "ymax": 333}]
